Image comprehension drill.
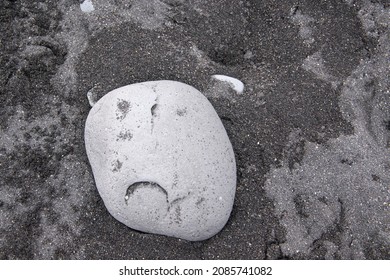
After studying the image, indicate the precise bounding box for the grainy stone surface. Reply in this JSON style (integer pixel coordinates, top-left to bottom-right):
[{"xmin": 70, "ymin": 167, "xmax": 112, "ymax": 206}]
[{"xmin": 85, "ymin": 81, "xmax": 236, "ymax": 241}]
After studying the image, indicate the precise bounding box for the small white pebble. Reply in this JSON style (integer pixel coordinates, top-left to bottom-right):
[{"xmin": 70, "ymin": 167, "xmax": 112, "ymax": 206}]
[
  {"xmin": 87, "ymin": 90, "xmax": 97, "ymax": 107},
  {"xmin": 212, "ymin": 75, "xmax": 245, "ymax": 94},
  {"xmin": 80, "ymin": 0, "xmax": 95, "ymax": 13}
]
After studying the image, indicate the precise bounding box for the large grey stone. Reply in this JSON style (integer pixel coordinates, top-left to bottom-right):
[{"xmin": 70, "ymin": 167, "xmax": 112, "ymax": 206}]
[{"xmin": 85, "ymin": 80, "xmax": 236, "ymax": 241}]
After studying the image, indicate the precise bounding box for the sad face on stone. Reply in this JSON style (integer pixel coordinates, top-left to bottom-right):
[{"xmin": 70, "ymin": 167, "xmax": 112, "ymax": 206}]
[{"xmin": 85, "ymin": 80, "xmax": 236, "ymax": 241}]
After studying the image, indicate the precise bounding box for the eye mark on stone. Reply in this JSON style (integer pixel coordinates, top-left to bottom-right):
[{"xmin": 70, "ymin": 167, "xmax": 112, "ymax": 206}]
[
  {"xmin": 196, "ymin": 197, "xmax": 205, "ymax": 206},
  {"xmin": 116, "ymin": 99, "xmax": 131, "ymax": 120},
  {"xmin": 125, "ymin": 181, "xmax": 168, "ymax": 206},
  {"xmin": 112, "ymin": 159, "xmax": 123, "ymax": 173},
  {"xmin": 116, "ymin": 129, "xmax": 133, "ymax": 141},
  {"xmin": 150, "ymin": 98, "xmax": 159, "ymax": 133},
  {"xmin": 151, "ymin": 103, "xmax": 158, "ymax": 117},
  {"xmin": 176, "ymin": 108, "xmax": 187, "ymax": 116}
]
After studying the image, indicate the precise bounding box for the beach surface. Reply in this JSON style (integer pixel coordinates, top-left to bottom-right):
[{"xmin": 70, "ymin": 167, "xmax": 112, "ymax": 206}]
[{"xmin": 1, "ymin": 0, "xmax": 389, "ymax": 259}]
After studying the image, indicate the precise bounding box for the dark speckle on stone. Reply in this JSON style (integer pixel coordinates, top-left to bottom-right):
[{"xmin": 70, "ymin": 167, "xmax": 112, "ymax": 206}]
[
  {"xmin": 196, "ymin": 197, "xmax": 205, "ymax": 206},
  {"xmin": 176, "ymin": 108, "xmax": 187, "ymax": 116},
  {"xmin": 116, "ymin": 99, "xmax": 131, "ymax": 120},
  {"xmin": 111, "ymin": 159, "xmax": 123, "ymax": 173},
  {"xmin": 151, "ymin": 103, "xmax": 158, "ymax": 116},
  {"xmin": 116, "ymin": 129, "xmax": 133, "ymax": 141},
  {"xmin": 174, "ymin": 206, "xmax": 182, "ymax": 224}
]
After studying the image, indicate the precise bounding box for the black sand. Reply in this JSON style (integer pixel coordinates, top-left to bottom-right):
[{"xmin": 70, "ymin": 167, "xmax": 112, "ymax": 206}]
[{"xmin": 1, "ymin": 0, "xmax": 389, "ymax": 259}]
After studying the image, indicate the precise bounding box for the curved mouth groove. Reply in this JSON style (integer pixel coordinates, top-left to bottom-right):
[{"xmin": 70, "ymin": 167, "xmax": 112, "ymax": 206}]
[{"xmin": 125, "ymin": 181, "xmax": 168, "ymax": 205}]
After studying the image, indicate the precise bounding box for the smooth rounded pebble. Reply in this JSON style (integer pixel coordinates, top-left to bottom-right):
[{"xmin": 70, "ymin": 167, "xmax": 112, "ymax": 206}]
[
  {"xmin": 211, "ymin": 75, "xmax": 244, "ymax": 94},
  {"xmin": 85, "ymin": 80, "xmax": 236, "ymax": 241},
  {"xmin": 80, "ymin": 0, "xmax": 95, "ymax": 13}
]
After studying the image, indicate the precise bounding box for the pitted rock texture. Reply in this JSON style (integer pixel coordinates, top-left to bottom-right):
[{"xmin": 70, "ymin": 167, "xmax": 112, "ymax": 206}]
[{"xmin": 85, "ymin": 80, "xmax": 236, "ymax": 241}]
